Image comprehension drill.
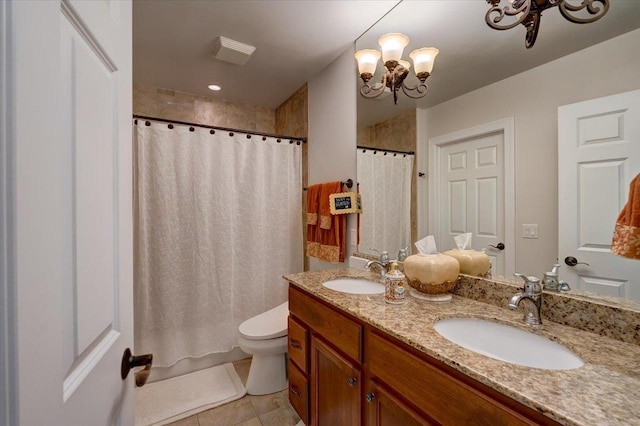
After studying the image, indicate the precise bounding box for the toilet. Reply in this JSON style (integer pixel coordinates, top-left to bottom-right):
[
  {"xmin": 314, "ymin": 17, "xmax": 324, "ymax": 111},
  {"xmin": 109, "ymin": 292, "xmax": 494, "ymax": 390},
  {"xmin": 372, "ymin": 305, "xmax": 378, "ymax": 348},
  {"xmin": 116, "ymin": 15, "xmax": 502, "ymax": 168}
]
[{"xmin": 238, "ymin": 301, "xmax": 289, "ymax": 395}]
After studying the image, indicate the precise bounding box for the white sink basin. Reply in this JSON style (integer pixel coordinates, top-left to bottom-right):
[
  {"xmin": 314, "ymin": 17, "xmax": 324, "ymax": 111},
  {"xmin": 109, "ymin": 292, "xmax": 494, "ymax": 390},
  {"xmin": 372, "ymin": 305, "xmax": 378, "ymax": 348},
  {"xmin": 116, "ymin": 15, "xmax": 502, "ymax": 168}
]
[
  {"xmin": 434, "ymin": 317, "xmax": 583, "ymax": 370},
  {"xmin": 322, "ymin": 278, "xmax": 385, "ymax": 295}
]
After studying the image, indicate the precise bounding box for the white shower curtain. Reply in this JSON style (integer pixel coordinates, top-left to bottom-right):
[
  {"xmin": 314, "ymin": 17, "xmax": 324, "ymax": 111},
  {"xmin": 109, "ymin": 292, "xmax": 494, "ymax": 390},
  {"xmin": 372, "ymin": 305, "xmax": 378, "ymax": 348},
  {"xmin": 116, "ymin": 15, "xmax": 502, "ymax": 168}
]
[
  {"xmin": 357, "ymin": 149, "xmax": 413, "ymax": 257},
  {"xmin": 133, "ymin": 120, "xmax": 303, "ymax": 367}
]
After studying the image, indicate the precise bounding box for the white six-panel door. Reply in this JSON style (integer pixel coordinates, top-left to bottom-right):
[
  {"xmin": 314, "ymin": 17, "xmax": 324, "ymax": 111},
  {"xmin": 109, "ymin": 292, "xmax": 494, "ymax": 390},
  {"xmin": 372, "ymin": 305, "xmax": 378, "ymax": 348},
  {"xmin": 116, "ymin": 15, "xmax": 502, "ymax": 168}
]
[
  {"xmin": 6, "ymin": 0, "xmax": 133, "ymax": 424},
  {"xmin": 428, "ymin": 118, "xmax": 515, "ymax": 276},
  {"xmin": 558, "ymin": 90, "xmax": 640, "ymax": 300}
]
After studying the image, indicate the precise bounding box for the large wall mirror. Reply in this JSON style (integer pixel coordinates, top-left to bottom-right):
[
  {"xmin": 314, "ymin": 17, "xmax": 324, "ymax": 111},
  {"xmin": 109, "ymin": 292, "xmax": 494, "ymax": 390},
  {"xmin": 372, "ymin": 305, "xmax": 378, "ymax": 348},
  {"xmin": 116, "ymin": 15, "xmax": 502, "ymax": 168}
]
[{"xmin": 355, "ymin": 1, "xmax": 640, "ymax": 302}]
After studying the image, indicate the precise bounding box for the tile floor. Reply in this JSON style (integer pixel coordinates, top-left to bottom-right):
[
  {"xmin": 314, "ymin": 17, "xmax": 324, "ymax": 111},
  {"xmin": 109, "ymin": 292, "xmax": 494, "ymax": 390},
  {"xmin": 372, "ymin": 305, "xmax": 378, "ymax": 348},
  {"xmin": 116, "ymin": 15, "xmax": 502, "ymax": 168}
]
[{"xmin": 165, "ymin": 358, "xmax": 301, "ymax": 426}]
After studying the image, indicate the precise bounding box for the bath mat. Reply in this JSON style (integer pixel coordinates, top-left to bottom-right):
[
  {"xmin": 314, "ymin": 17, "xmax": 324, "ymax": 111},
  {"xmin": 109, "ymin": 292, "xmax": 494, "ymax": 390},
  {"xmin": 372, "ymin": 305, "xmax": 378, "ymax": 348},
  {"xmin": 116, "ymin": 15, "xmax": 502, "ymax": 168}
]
[{"xmin": 134, "ymin": 363, "xmax": 246, "ymax": 426}]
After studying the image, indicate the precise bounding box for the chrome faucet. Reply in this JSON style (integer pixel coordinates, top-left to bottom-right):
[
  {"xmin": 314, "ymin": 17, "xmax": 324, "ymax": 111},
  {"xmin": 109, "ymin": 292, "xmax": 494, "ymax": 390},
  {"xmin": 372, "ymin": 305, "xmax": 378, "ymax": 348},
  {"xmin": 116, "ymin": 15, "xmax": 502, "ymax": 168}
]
[
  {"xmin": 509, "ymin": 273, "xmax": 542, "ymax": 326},
  {"xmin": 366, "ymin": 250, "xmax": 390, "ymax": 277}
]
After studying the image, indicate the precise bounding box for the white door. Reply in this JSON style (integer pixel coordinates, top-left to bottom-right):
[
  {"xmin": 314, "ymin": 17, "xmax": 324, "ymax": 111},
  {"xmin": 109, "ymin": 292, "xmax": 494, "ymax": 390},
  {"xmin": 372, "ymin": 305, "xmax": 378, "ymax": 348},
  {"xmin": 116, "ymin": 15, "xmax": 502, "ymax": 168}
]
[
  {"xmin": 558, "ymin": 90, "xmax": 640, "ymax": 300},
  {"xmin": 5, "ymin": 1, "xmax": 135, "ymax": 424},
  {"xmin": 428, "ymin": 118, "xmax": 515, "ymax": 276}
]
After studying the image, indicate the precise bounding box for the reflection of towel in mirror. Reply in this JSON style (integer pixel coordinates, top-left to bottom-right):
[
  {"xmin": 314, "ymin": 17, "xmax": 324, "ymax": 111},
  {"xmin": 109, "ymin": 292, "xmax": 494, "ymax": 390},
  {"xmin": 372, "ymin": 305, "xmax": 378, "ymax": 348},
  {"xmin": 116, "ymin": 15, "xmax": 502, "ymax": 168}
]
[
  {"xmin": 317, "ymin": 181, "xmax": 346, "ymax": 263},
  {"xmin": 612, "ymin": 173, "xmax": 640, "ymax": 260},
  {"xmin": 306, "ymin": 184, "xmax": 321, "ymax": 258}
]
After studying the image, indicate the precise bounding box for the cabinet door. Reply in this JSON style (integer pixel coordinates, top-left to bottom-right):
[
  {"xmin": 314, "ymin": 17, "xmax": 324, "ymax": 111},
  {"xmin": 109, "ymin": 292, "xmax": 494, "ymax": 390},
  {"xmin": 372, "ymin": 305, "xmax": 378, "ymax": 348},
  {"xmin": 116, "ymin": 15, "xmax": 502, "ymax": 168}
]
[
  {"xmin": 311, "ymin": 336, "xmax": 361, "ymax": 426},
  {"xmin": 366, "ymin": 380, "xmax": 436, "ymax": 426}
]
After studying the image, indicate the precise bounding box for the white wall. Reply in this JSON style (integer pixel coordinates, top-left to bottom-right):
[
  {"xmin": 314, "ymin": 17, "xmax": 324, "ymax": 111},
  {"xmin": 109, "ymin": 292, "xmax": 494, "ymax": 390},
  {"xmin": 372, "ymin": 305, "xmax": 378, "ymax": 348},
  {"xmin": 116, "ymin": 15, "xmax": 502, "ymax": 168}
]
[
  {"xmin": 308, "ymin": 46, "xmax": 358, "ymax": 270},
  {"xmin": 417, "ymin": 29, "xmax": 640, "ymax": 275}
]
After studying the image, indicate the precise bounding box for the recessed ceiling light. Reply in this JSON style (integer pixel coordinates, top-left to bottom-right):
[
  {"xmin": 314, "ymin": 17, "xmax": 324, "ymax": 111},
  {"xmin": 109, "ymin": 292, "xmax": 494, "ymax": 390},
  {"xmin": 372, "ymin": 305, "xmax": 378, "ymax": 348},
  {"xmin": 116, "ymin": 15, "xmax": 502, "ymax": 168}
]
[{"xmin": 208, "ymin": 84, "xmax": 221, "ymax": 91}]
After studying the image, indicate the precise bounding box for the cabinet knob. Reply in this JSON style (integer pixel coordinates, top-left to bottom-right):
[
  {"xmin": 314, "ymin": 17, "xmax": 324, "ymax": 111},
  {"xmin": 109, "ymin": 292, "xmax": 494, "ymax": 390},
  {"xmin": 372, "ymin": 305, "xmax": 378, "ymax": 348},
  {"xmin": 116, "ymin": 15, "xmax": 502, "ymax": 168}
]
[
  {"xmin": 289, "ymin": 339, "xmax": 302, "ymax": 349},
  {"xmin": 348, "ymin": 377, "xmax": 358, "ymax": 387},
  {"xmin": 365, "ymin": 392, "xmax": 376, "ymax": 403}
]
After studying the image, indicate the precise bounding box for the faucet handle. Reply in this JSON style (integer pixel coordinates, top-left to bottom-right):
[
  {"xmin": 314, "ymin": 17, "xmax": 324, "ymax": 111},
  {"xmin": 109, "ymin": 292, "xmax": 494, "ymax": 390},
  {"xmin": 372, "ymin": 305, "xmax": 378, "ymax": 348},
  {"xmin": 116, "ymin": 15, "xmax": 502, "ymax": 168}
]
[
  {"xmin": 514, "ymin": 273, "xmax": 541, "ymax": 294},
  {"xmin": 371, "ymin": 248, "xmax": 390, "ymax": 264},
  {"xmin": 397, "ymin": 246, "xmax": 409, "ymax": 262}
]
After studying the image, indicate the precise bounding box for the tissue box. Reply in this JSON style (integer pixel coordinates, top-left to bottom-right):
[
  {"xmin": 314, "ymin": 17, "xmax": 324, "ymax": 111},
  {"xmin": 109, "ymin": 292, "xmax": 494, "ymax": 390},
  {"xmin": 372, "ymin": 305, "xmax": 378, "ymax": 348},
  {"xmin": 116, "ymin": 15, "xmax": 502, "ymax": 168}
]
[
  {"xmin": 403, "ymin": 254, "xmax": 459, "ymax": 295},
  {"xmin": 442, "ymin": 250, "xmax": 490, "ymax": 277}
]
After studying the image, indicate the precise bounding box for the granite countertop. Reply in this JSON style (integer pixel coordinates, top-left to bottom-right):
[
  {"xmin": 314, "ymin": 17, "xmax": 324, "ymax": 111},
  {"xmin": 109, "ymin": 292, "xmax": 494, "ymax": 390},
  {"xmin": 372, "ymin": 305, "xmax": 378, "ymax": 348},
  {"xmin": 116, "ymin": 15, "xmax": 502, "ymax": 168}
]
[{"xmin": 284, "ymin": 268, "xmax": 640, "ymax": 426}]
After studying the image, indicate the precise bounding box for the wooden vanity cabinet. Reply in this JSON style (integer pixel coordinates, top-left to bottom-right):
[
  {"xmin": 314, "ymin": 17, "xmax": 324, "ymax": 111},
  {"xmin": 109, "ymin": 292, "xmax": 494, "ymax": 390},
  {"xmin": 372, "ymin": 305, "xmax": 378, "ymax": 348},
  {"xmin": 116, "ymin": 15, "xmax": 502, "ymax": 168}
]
[
  {"xmin": 288, "ymin": 284, "xmax": 560, "ymax": 426},
  {"xmin": 365, "ymin": 330, "xmax": 560, "ymax": 426},
  {"xmin": 365, "ymin": 379, "xmax": 437, "ymax": 426},
  {"xmin": 311, "ymin": 336, "xmax": 361, "ymax": 425},
  {"xmin": 289, "ymin": 286, "xmax": 363, "ymax": 426}
]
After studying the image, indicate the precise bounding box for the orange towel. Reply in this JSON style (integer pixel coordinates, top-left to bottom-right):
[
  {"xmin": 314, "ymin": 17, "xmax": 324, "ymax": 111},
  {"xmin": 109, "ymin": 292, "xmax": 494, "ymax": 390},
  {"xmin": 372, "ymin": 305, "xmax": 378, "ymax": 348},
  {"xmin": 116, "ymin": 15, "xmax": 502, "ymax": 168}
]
[
  {"xmin": 315, "ymin": 181, "xmax": 346, "ymax": 263},
  {"xmin": 612, "ymin": 173, "xmax": 640, "ymax": 260},
  {"xmin": 306, "ymin": 184, "xmax": 321, "ymax": 258}
]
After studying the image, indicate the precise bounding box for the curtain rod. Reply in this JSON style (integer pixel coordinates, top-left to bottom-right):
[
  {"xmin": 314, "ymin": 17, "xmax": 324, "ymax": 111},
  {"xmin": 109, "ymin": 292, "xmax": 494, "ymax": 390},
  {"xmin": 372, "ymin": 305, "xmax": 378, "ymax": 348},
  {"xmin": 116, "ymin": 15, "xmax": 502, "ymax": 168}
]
[
  {"xmin": 357, "ymin": 145, "xmax": 414, "ymax": 156},
  {"xmin": 133, "ymin": 115, "xmax": 307, "ymax": 144}
]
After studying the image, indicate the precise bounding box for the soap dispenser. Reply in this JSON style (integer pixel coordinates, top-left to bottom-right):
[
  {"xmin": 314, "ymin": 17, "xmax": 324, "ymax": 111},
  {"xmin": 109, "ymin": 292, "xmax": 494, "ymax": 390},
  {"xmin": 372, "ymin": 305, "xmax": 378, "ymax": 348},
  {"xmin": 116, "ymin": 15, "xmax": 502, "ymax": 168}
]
[
  {"xmin": 542, "ymin": 263, "xmax": 571, "ymax": 292},
  {"xmin": 384, "ymin": 261, "xmax": 406, "ymax": 304}
]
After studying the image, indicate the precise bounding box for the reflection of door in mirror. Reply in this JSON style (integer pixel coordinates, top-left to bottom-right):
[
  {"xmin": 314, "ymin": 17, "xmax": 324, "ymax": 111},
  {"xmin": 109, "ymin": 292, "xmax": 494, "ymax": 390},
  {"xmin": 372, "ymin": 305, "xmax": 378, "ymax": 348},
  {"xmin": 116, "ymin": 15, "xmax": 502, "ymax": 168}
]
[
  {"xmin": 357, "ymin": 149, "xmax": 414, "ymax": 257},
  {"xmin": 559, "ymin": 90, "xmax": 640, "ymax": 300},
  {"xmin": 428, "ymin": 118, "xmax": 515, "ymax": 276}
]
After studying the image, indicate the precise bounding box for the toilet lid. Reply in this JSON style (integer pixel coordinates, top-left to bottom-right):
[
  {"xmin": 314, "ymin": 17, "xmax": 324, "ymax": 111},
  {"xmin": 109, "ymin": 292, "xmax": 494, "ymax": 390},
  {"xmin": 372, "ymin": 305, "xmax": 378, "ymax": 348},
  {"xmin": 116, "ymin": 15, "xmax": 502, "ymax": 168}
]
[{"xmin": 238, "ymin": 301, "xmax": 289, "ymax": 340}]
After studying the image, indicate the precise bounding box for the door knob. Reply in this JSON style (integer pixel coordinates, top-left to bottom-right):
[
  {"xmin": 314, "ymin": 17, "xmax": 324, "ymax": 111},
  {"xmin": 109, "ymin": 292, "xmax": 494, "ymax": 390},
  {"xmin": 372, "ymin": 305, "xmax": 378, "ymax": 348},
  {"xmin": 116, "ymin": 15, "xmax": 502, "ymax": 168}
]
[
  {"xmin": 564, "ymin": 256, "xmax": 589, "ymax": 267},
  {"xmin": 121, "ymin": 347, "xmax": 153, "ymax": 387},
  {"xmin": 488, "ymin": 243, "xmax": 505, "ymax": 250}
]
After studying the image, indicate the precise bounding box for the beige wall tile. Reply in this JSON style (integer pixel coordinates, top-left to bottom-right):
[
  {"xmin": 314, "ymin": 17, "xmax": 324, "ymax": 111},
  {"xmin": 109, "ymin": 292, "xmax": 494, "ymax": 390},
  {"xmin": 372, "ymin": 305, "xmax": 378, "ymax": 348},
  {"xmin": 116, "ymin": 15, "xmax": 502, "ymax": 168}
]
[
  {"xmin": 256, "ymin": 106, "xmax": 276, "ymax": 133},
  {"xmin": 227, "ymin": 102, "xmax": 257, "ymax": 130},
  {"xmin": 194, "ymin": 98, "xmax": 227, "ymax": 127},
  {"xmin": 133, "ymin": 84, "xmax": 159, "ymax": 117},
  {"xmin": 157, "ymin": 92, "xmax": 195, "ymax": 122}
]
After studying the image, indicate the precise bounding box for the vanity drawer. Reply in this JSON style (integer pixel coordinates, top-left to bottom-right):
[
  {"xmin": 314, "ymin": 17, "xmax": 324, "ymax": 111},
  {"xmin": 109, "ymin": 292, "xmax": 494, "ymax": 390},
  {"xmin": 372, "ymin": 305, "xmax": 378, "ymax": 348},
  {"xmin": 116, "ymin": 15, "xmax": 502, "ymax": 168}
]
[
  {"xmin": 288, "ymin": 359, "xmax": 309, "ymax": 425},
  {"xmin": 288, "ymin": 316, "xmax": 308, "ymax": 372},
  {"xmin": 366, "ymin": 331, "xmax": 557, "ymax": 426},
  {"xmin": 289, "ymin": 286, "xmax": 362, "ymax": 363}
]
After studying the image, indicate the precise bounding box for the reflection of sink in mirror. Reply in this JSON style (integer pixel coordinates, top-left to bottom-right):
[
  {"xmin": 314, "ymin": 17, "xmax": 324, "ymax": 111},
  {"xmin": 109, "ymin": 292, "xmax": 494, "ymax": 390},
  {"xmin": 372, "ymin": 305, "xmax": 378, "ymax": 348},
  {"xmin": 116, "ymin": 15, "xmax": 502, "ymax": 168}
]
[
  {"xmin": 434, "ymin": 317, "xmax": 583, "ymax": 370},
  {"xmin": 322, "ymin": 278, "xmax": 385, "ymax": 295}
]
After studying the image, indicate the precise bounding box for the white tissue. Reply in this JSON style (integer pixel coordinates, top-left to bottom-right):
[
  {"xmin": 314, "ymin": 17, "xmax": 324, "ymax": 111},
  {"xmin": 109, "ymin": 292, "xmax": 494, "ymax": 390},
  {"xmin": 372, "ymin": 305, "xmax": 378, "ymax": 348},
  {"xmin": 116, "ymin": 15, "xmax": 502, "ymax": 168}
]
[
  {"xmin": 454, "ymin": 233, "xmax": 473, "ymax": 250},
  {"xmin": 415, "ymin": 235, "xmax": 438, "ymax": 254}
]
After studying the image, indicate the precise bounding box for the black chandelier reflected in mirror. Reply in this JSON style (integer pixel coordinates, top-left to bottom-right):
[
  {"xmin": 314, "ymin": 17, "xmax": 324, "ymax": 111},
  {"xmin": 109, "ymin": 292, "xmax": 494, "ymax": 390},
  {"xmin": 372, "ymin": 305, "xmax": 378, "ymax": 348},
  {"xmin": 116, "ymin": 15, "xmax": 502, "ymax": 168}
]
[{"xmin": 485, "ymin": 0, "xmax": 610, "ymax": 48}]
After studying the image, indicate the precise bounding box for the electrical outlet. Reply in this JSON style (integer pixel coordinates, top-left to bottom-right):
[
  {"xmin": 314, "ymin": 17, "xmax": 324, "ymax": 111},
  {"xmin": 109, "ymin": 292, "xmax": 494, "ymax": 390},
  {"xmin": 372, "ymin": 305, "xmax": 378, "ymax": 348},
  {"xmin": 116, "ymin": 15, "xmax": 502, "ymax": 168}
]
[{"xmin": 523, "ymin": 224, "xmax": 539, "ymax": 239}]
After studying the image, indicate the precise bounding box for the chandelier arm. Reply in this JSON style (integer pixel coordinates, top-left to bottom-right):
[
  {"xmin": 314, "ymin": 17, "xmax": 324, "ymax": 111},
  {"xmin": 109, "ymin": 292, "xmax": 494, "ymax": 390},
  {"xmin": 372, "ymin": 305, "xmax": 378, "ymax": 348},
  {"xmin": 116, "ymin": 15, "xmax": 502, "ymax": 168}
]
[
  {"xmin": 401, "ymin": 82, "xmax": 429, "ymax": 100},
  {"xmin": 359, "ymin": 71, "xmax": 389, "ymax": 99},
  {"xmin": 524, "ymin": 11, "xmax": 542, "ymax": 48},
  {"xmin": 485, "ymin": 0, "xmax": 532, "ymax": 30},
  {"xmin": 558, "ymin": 0, "xmax": 609, "ymax": 24}
]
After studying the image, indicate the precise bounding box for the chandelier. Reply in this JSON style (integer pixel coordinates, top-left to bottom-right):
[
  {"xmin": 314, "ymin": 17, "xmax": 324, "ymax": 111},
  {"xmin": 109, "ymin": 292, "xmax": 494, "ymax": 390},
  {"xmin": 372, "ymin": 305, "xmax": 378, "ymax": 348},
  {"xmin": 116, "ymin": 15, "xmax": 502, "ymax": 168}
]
[
  {"xmin": 354, "ymin": 33, "xmax": 439, "ymax": 105},
  {"xmin": 485, "ymin": 0, "xmax": 610, "ymax": 48}
]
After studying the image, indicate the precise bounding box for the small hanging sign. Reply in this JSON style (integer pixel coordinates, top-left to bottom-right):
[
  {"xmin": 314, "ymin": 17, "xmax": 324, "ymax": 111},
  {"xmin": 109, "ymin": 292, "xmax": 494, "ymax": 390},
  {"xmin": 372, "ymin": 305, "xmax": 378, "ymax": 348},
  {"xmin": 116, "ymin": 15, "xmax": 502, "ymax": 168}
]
[{"xmin": 330, "ymin": 192, "xmax": 361, "ymax": 215}]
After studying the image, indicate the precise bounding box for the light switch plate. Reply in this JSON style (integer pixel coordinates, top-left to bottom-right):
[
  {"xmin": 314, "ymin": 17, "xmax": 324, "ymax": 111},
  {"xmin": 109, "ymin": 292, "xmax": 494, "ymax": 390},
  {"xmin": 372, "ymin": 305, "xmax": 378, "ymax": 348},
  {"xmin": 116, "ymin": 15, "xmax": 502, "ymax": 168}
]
[
  {"xmin": 523, "ymin": 224, "xmax": 539, "ymax": 239},
  {"xmin": 350, "ymin": 229, "xmax": 357, "ymax": 246}
]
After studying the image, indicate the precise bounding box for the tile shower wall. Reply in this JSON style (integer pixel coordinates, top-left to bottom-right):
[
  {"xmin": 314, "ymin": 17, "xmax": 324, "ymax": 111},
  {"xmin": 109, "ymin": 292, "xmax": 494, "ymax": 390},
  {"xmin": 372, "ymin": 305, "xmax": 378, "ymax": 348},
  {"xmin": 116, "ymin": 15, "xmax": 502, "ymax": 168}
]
[
  {"xmin": 276, "ymin": 84, "xmax": 310, "ymax": 271},
  {"xmin": 133, "ymin": 84, "xmax": 277, "ymax": 132},
  {"xmin": 357, "ymin": 109, "xmax": 418, "ymax": 246}
]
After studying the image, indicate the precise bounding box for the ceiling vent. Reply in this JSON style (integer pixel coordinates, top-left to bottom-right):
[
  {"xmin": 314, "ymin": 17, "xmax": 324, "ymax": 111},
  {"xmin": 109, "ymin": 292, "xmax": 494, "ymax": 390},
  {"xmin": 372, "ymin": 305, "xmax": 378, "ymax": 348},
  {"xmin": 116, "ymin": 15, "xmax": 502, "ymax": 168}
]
[{"xmin": 212, "ymin": 36, "xmax": 256, "ymax": 66}]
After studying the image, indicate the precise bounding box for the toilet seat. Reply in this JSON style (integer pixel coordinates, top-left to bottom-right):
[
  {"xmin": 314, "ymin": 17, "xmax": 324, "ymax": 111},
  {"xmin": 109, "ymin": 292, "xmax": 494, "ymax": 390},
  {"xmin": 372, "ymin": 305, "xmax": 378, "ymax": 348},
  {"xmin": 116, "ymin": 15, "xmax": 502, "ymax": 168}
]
[{"xmin": 238, "ymin": 301, "xmax": 288, "ymax": 340}]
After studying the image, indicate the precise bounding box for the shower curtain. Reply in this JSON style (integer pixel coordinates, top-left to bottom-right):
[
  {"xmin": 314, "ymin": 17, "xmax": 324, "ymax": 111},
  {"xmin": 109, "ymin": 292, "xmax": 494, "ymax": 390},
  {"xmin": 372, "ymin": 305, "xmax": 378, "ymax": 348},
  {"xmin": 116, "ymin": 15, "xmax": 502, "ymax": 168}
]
[
  {"xmin": 133, "ymin": 120, "xmax": 303, "ymax": 367},
  {"xmin": 357, "ymin": 149, "xmax": 413, "ymax": 256}
]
